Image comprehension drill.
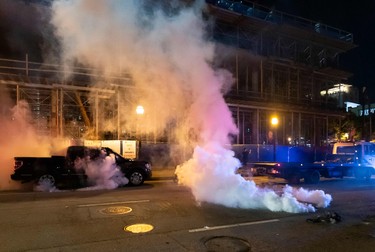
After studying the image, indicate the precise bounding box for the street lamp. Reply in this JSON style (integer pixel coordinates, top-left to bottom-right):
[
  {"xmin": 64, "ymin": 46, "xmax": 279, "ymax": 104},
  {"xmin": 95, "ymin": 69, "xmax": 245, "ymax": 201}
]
[
  {"xmin": 136, "ymin": 105, "xmax": 144, "ymax": 115},
  {"xmin": 135, "ymin": 105, "xmax": 144, "ymax": 158},
  {"xmin": 271, "ymin": 116, "xmax": 279, "ymax": 161},
  {"xmin": 135, "ymin": 105, "xmax": 144, "ymax": 138},
  {"xmin": 271, "ymin": 117, "xmax": 279, "ymax": 127}
]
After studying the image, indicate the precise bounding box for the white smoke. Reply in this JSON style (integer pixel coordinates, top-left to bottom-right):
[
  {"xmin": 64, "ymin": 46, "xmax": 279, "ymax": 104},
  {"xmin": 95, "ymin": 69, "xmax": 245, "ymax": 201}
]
[
  {"xmin": 34, "ymin": 150, "xmax": 129, "ymax": 192},
  {"xmin": 76, "ymin": 154, "xmax": 129, "ymax": 191},
  {"xmin": 0, "ymin": 87, "xmax": 125, "ymax": 192},
  {"xmin": 50, "ymin": 0, "xmax": 332, "ymax": 212},
  {"xmin": 0, "ymin": 95, "xmax": 53, "ymax": 191},
  {"xmin": 175, "ymin": 145, "xmax": 331, "ymax": 213}
]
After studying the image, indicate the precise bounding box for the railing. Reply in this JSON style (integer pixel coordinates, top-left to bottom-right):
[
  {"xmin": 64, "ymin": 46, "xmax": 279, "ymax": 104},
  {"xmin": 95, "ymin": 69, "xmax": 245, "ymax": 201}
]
[
  {"xmin": 0, "ymin": 57, "xmax": 132, "ymax": 87},
  {"xmin": 207, "ymin": 0, "xmax": 353, "ymax": 43},
  {"xmin": 226, "ymin": 89, "xmax": 340, "ymax": 111},
  {"xmin": 0, "ymin": 56, "xmax": 341, "ymax": 112}
]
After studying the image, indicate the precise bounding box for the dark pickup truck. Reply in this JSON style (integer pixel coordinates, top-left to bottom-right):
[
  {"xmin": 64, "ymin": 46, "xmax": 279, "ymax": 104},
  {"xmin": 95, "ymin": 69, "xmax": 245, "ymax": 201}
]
[{"xmin": 11, "ymin": 146, "xmax": 152, "ymax": 189}]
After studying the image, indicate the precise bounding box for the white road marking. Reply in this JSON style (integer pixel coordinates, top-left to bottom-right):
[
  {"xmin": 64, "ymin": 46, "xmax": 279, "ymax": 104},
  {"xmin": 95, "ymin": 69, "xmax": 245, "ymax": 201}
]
[
  {"xmin": 77, "ymin": 199, "xmax": 150, "ymax": 207},
  {"xmin": 189, "ymin": 219, "xmax": 280, "ymax": 233}
]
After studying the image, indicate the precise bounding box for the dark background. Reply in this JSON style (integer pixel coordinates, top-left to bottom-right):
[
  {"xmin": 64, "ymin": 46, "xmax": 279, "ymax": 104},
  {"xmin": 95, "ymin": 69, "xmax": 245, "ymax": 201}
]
[{"xmin": 1, "ymin": 0, "xmax": 374, "ymax": 101}]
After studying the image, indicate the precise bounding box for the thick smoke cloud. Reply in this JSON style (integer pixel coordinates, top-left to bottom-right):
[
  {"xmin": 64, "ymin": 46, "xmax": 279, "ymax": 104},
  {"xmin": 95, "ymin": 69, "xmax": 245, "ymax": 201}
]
[
  {"xmin": 73, "ymin": 151, "xmax": 129, "ymax": 191},
  {"xmin": 0, "ymin": 87, "xmax": 52, "ymax": 190},
  {"xmin": 176, "ymin": 145, "xmax": 331, "ymax": 212},
  {"xmin": 0, "ymin": 1, "xmax": 131, "ymax": 192},
  {"xmin": 0, "ymin": 91, "xmax": 128, "ymax": 192},
  {"xmin": 50, "ymin": 0, "xmax": 236, "ymax": 144},
  {"xmin": 49, "ymin": 0, "xmax": 331, "ymax": 212}
]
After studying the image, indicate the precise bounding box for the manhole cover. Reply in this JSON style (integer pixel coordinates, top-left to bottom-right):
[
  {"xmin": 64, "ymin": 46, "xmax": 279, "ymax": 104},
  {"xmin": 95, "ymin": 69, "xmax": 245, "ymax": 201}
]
[
  {"xmin": 124, "ymin": 224, "xmax": 154, "ymax": 233},
  {"xmin": 204, "ymin": 236, "xmax": 251, "ymax": 252},
  {"xmin": 99, "ymin": 206, "xmax": 132, "ymax": 215}
]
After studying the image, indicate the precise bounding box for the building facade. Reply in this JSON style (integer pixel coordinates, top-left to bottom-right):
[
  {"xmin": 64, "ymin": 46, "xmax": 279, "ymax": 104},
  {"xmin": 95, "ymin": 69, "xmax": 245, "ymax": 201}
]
[
  {"xmin": 0, "ymin": 0, "xmax": 357, "ymax": 147},
  {"xmin": 207, "ymin": 0, "xmax": 357, "ymax": 146}
]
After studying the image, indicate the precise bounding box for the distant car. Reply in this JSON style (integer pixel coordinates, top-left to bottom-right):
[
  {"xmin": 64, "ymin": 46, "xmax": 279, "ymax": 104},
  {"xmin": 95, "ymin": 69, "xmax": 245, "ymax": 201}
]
[{"xmin": 11, "ymin": 145, "xmax": 152, "ymax": 189}]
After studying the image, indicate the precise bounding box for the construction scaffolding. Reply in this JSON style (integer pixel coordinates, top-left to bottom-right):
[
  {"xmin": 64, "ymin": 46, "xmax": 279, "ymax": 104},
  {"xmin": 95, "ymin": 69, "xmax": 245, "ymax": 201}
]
[
  {"xmin": 207, "ymin": 0, "xmax": 356, "ymax": 146},
  {"xmin": 0, "ymin": 1, "xmax": 357, "ymax": 146},
  {"xmin": 0, "ymin": 57, "xmax": 130, "ymax": 140}
]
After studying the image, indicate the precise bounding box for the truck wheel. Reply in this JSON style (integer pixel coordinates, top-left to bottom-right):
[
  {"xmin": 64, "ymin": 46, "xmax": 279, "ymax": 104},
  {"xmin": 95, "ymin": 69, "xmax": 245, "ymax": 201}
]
[
  {"xmin": 38, "ymin": 174, "xmax": 56, "ymax": 187},
  {"xmin": 128, "ymin": 170, "xmax": 144, "ymax": 186},
  {"xmin": 307, "ymin": 171, "xmax": 320, "ymax": 184}
]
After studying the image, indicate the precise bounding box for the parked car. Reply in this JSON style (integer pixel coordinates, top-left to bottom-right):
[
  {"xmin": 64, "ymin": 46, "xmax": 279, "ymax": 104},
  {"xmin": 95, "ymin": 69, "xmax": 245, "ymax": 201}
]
[{"xmin": 11, "ymin": 145, "xmax": 152, "ymax": 189}]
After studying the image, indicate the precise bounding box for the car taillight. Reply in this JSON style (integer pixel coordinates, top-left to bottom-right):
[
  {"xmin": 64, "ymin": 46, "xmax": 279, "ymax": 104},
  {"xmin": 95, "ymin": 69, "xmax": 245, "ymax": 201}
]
[
  {"xmin": 270, "ymin": 168, "xmax": 280, "ymax": 174},
  {"xmin": 14, "ymin": 160, "xmax": 23, "ymax": 170}
]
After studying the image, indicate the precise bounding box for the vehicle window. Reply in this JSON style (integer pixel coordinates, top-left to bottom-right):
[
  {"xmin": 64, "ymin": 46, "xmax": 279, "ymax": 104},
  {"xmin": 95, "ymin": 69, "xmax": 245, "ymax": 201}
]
[
  {"xmin": 369, "ymin": 144, "xmax": 375, "ymax": 154},
  {"xmin": 337, "ymin": 146, "xmax": 356, "ymax": 154},
  {"xmin": 363, "ymin": 144, "xmax": 375, "ymax": 155},
  {"xmin": 114, "ymin": 153, "xmax": 122, "ymax": 162},
  {"xmin": 363, "ymin": 145, "xmax": 375, "ymax": 155}
]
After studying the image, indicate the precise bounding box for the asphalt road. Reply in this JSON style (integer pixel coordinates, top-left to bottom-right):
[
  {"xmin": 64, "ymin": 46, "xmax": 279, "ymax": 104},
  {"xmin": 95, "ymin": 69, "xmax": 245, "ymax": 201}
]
[{"xmin": 1, "ymin": 169, "xmax": 375, "ymax": 252}]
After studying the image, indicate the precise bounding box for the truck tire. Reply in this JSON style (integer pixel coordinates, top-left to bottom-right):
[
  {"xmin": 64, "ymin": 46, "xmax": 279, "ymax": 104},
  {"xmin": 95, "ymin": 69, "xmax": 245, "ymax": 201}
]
[
  {"xmin": 38, "ymin": 174, "xmax": 56, "ymax": 187},
  {"xmin": 128, "ymin": 170, "xmax": 145, "ymax": 186},
  {"xmin": 305, "ymin": 170, "xmax": 320, "ymax": 184}
]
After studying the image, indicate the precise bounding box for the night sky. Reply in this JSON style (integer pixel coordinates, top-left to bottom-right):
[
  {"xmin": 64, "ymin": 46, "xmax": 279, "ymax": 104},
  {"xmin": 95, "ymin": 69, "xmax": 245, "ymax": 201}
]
[{"xmin": 0, "ymin": 0, "xmax": 374, "ymax": 100}]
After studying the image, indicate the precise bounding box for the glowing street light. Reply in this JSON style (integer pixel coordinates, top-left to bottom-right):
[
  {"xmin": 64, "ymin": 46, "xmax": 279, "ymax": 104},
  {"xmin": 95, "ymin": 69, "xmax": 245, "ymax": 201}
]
[
  {"xmin": 136, "ymin": 105, "xmax": 144, "ymax": 115},
  {"xmin": 270, "ymin": 116, "xmax": 279, "ymax": 161},
  {"xmin": 271, "ymin": 117, "xmax": 279, "ymax": 126},
  {"xmin": 135, "ymin": 105, "xmax": 144, "ymax": 145}
]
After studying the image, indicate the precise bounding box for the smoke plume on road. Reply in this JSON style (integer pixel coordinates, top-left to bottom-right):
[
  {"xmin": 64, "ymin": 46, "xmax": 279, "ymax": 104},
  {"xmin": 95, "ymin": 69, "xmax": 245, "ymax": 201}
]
[
  {"xmin": 50, "ymin": 0, "xmax": 332, "ymax": 212},
  {"xmin": 0, "ymin": 88, "xmax": 52, "ymax": 190}
]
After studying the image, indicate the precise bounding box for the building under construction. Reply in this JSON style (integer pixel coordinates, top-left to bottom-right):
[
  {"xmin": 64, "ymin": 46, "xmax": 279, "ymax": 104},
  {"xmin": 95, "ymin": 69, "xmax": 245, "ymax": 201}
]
[
  {"xmin": 0, "ymin": 0, "xmax": 357, "ymax": 147},
  {"xmin": 208, "ymin": 0, "xmax": 357, "ymax": 146}
]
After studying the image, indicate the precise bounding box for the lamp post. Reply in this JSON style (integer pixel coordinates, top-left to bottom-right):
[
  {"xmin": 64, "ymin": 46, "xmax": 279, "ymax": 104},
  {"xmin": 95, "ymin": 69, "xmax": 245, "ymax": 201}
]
[
  {"xmin": 135, "ymin": 105, "xmax": 144, "ymax": 159},
  {"xmin": 271, "ymin": 116, "xmax": 279, "ymax": 161},
  {"xmin": 135, "ymin": 105, "xmax": 144, "ymax": 138},
  {"xmin": 136, "ymin": 105, "xmax": 144, "ymax": 115}
]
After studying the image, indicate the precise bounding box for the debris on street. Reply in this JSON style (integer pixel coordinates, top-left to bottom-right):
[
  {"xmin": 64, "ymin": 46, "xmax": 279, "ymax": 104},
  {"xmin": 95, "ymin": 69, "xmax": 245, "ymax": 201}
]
[{"xmin": 306, "ymin": 211, "xmax": 342, "ymax": 224}]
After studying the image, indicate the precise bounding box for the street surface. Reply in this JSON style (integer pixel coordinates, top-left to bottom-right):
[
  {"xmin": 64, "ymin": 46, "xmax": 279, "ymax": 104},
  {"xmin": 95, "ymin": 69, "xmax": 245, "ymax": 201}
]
[{"xmin": 1, "ymin": 168, "xmax": 375, "ymax": 251}]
